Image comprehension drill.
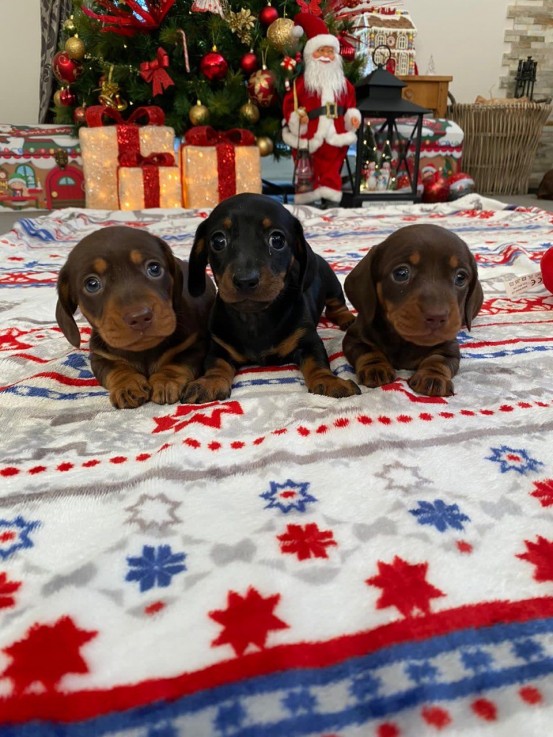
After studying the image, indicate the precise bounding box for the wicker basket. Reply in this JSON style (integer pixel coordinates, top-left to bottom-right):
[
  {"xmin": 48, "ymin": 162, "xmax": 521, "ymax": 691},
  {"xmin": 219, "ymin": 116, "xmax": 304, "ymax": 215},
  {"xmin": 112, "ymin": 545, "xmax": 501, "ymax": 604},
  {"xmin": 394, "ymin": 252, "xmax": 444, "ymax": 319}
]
[{"xmin": 448, "ymin": 102, "xmax": 552, "ymax": 195}]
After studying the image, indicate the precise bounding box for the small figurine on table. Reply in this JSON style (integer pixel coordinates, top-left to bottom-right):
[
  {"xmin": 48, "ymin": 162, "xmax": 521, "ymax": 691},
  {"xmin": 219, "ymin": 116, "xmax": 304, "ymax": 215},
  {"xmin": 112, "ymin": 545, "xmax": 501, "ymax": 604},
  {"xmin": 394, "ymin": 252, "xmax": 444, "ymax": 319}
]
[{"xmin": 282, "ymin": 12, "xmax": 360, "ymax": 207}]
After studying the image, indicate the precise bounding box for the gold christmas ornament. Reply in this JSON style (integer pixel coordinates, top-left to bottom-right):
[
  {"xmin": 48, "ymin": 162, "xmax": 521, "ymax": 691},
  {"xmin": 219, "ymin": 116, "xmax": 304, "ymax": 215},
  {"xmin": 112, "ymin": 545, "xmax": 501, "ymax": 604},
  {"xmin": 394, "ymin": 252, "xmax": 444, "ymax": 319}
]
[
  {"xmin": 64, "ymin": 36, "xmax": 86, "ymax": 61},
  {"xmin": 256, "ymin": 136, "xmax": 274, "ymax": 157},
  {"xmin": 227, "ymin": 8, "xmax": 256, "ymax": 45},
  {"xmin": 266, "ymin": 17, "xmax": 295, "ymax": 52},
  {"xmin": 63, "ymin": 15, "xmax": 76, "ymax": 34},
  {"xmin": 189, "ymin": 101, "xmax": 210, "ymax": 125},
  {"xmin": 53, "ymin": 89, "xmax": 64, "ymax": 107},
  {"xmin": 239, "ymin": 100, "xmax": 260, "ymax": 124},
  {"xmin": 98, "ymin": 77, "xmax": 128, "ymax": 112}
]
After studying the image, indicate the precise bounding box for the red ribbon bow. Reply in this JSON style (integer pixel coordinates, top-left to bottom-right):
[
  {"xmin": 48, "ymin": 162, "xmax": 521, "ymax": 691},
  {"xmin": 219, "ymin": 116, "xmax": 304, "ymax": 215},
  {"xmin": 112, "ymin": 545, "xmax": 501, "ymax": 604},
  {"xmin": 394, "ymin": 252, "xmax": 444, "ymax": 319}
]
[
  {"xmin": 184, "ymin": 126, "xmax": 256, "ymax": 147},
  {"xmin": 139, "ymin": 48, "xmax": 174, "ymax": 97},
  {"xmin": 118, "ymin": 151, "xmax": 175, "ymax": 168},
  {"xmin": 85, "ymin": 105, "xmax": 166, "ymax": 128}
]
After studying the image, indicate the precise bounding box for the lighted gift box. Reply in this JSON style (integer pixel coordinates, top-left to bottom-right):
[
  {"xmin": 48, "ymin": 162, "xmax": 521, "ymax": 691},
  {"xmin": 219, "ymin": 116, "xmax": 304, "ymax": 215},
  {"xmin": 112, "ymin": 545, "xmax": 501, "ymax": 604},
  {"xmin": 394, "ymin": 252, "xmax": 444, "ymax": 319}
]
[
  {"xmin": 79, "ymin": 105, "xmax": 176, "ymax": 210},
  {"xmin": 180, "ymin": 126, "xmax": 261, "ymax": 208},
  {"xmin": 118, "ymin": 152, "xmax": 181, "ymax": 210}
]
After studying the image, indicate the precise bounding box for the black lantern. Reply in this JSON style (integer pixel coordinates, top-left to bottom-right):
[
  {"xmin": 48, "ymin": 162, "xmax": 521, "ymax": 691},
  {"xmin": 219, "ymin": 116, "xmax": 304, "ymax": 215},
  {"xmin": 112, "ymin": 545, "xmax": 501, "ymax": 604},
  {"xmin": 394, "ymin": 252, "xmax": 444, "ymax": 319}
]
[
  {"xmin": 342, "ymin": 47, "xmax": 430, "ymax": 206},
  {"xmin": 514, "ymin": 56, "xmax": 537, "ymax": 100}
]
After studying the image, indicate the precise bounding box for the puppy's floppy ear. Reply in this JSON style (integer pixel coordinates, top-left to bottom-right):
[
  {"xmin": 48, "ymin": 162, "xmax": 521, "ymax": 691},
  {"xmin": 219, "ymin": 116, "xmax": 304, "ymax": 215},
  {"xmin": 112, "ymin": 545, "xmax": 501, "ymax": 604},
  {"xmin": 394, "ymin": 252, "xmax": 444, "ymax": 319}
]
[
  {"xmin": 188, "ymin": 219, "xmax": 209, "ymax": 297},
  {"xmin": 344, "ymin": 243, "xmax": 382, "ymax": 323},
  {"xmin": 154, "ymin": 236, "xmax": 183, "ymax": 310},
  {"xmin": 55, "ymin": 265, "xmax": 81, "ymax": 348},
  {"xmin": 464, "ymin": 251, "xmax": 484, "ymax": 330},
  {"xmin": 293, "ymin": 215, "xmax": 317, "ymax": 291}
]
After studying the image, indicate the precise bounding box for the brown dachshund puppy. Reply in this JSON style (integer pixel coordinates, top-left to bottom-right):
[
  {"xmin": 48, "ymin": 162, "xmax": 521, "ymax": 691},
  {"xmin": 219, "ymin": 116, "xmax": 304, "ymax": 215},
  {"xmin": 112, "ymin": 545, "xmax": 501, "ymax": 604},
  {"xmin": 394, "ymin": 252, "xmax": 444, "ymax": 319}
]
[
  {"xmin": 183, "ymin": 193, "xmax": 360, "ymax": 403},
  {"xmin": 56, "ymin": 225, "xmax": 215, "ymax": 409},
  {"xmin": 343, "ymin": 224, "xmax": 483, "ymax": 397}
]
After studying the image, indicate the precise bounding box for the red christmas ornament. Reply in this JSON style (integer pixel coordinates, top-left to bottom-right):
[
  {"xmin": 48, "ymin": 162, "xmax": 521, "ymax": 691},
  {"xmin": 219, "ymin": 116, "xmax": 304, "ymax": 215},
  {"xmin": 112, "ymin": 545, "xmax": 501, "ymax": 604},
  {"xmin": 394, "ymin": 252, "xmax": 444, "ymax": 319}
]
[
  {"xmin": 240, "ymin": 51, "xmax": 258, "ymax": 75},
  {"xmin": 200, "ymin": 49, "xmax": 229, "ymax": 81},
  {"xmin": 339, "ymin": 33, "xmax": 356, "ymax": 62},
  {"xmin": 52, "ymin": 51, "xmax": 82, "ymax": 84},
  {"xmin": 73, "ymin": 106, "xmax": 87, "ymax": 124},
  {"xmin": 82, "ymin": 0, "xmax": 176, "ymax": 36},
  {"xmin": 59, "ymin": 87, "xmax": 77, "ymax": 107},
  {"xmin": 541, "ymin": 247, "xmax": 553, "ymax": 294},
  {"xmin": 422, "ymin": 171, "xmax": 450, "ymax": 203},
  {"xmin": 259, "ymin": 4, "xmax": 279, "ymax": 26},
  {"xmin": 247, "ymin": 67, "xmax": 277, "ymax": 108},
  {"xmin": 448, "ymin": 171, "xmax": 476, "ymax": 200}
]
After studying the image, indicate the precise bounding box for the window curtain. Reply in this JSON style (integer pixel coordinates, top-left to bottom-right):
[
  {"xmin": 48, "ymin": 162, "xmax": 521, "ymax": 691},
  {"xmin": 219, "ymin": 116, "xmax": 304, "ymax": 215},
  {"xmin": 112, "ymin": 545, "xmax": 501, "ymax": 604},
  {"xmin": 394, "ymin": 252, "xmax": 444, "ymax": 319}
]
[{"xmin": 39, "ymin": 0, "xmax": 72, "ymax": 123}]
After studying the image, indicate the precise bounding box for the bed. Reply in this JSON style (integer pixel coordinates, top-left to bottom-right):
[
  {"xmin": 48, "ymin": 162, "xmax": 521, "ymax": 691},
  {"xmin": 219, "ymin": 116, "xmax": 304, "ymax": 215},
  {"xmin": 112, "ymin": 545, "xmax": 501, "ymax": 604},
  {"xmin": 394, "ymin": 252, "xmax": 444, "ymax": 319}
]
[{"xmin": 1, "ymin": 194, "xmax": 552, "ymax": 736}]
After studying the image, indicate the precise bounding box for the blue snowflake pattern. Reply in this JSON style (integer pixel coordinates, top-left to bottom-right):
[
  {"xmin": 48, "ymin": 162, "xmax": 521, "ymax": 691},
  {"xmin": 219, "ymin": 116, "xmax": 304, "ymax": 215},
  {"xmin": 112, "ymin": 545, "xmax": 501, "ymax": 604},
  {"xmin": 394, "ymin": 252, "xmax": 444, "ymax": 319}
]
[
  {"xmin": 487, "ymin": 446, "xmax": 544, "ymax": 475},
  {"xmin": 461, "ymin": 648, "xmax": 494, "ymax": 673},
  {"xmin": 405, "ymin": 660, "xmax": 439, "ymax": 684},
  {"xmin": 512, "ymin": 639, "xmax": 544, "ymax": 662},
  {"xmin": 0, "ymin": 516, "xmax": 40, "ymax": 560},
  {"xmin": 126, "ymin": 544, "xmax": 186, "ymax": 592},
  {"xmin": 260, "ymin": 479, "xmax": 317, "ymax": 514},
  {"xmin": 282, "ymin": 688, "xmax": 317, "ymax": 714},
  {"xmin": 409, "ymin": 499, "xmax": 470, "ymax": 532},
  {"xmin": 349, "ymin": 672, "xmax": 381, "ymax": 701},
  {"xmin": 147, "ymin": 724, "xmax": 178, "ymax": 737},
  {"xmin": 214, "ymin": 701, "xmax": 247, "ymax": 734},
  {"xmin": 63, "ymin": 352, "xmax": 94, "ymax": 378}
]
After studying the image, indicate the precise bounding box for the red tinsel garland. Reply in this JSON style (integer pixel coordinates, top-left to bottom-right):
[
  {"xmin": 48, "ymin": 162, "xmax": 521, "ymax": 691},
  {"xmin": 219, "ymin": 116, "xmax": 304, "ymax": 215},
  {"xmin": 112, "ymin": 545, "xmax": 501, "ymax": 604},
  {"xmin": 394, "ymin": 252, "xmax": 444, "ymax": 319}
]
[{"xmin": 82, "ymin": 0, "xmax": 176, "ymax": 36}]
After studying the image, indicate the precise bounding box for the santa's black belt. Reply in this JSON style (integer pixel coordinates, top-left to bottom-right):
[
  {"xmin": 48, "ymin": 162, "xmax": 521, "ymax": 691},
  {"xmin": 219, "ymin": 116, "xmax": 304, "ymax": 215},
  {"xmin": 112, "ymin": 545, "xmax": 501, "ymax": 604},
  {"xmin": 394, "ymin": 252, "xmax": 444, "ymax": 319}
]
[{"xmin": 307, "ymin": 103, "xmax": 346, "ymax": 120}]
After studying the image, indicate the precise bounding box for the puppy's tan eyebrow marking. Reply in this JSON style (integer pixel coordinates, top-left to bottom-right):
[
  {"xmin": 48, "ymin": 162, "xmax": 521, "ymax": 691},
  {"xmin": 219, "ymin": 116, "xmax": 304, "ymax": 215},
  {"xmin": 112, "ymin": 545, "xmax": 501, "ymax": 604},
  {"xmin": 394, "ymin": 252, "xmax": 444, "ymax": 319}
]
[
  {"xmin": 262, "ymin": 217, "xmax": 272, "ymax": 229},
  {"xmin": 130, "ymin": 249, "xmax": 143, "ymax": 265},
  {"xmin": 409, "ymin": 251, "xmax": 421, "ymax": 265},
  {"xmin": 93, "ymin": 257, "xmax": 108, "ymax": 274},
  {"xmin": 449, "ymin": 255, "xmax": 459, "ymax": 268},
  {"xmin": 223, "ymin": 217, "xmax": 232, "ymax": 230}
]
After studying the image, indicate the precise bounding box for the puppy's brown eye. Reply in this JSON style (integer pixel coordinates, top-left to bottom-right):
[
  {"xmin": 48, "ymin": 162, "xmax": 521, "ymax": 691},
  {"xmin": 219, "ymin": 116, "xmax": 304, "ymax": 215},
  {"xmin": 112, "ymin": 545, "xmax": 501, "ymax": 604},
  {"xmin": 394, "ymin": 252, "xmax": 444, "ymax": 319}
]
[
  {"xmin": 84, "ymin": 276, "xmax": 102, "ymax": 294},
  {"xmin": 146, "ymin": 261, "xmax": 163, "ymax": 278},
  {"xmin": 454, "ymin": 269, "xmax": 469, "ymax": 287},
  {"xmin": 391, "ymin": 265, "xmax": 410, "ymax": 283},
  {"xmin": 268, "ymin": 231, "xmax": 286, "ymax": 251},
  {"xmin": 210, "ymin": 231, "xmax": 228, "ymax": 252}
]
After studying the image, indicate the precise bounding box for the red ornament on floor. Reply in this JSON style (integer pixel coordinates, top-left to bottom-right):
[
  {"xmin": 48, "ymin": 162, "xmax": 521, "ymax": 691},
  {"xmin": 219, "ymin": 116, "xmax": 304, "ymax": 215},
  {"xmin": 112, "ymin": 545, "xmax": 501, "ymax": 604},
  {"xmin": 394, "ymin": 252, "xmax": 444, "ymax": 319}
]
[
  {"xmin": 540, "ymin": 247, "xmax": 553, "ymax": 293},
  {"xmin": 422, "ymin": 171, "xmax": 450, "ymax": 203}
]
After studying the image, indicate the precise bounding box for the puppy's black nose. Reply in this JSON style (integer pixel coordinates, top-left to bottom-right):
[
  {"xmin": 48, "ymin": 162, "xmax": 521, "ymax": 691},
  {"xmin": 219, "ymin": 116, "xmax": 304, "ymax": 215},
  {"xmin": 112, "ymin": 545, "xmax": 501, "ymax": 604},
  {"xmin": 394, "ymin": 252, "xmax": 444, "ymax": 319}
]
[
  {"xmin": 232, "ymin": 271, "xmax": 260, "ymax": 292},
  {"xmin": 124, "ymin": 306, "xmax": 154, "ymax": 332},
  {"xmin": 424, "ymin": 312, "xmax": 448, "ymax": 329}
]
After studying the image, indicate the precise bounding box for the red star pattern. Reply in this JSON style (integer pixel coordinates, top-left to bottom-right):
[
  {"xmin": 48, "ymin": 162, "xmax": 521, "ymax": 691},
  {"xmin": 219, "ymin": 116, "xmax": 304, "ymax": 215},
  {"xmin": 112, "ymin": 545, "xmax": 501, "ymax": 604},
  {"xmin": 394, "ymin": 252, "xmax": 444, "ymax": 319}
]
[
  {"xmin": 2, "ymin": 616, "xmax": 97, "ymax": 693},
  {"xmin": 366, "ymin": 556, "xmax": 445, "ymax": 617},
  {"xmin": 209, "ymin": 587, "xmax": 289, "ymax": 656},
  {"xmin": 152, "ymin": 400, "xmax": 244, "ymax": 434},
  {"xmin": 277, "ymin": 523, "xmax": 337, "ymax": 560},
  {"xmin": 517, "ymin": 536, "xmax": 553, "ymax": 582},
  {"xmin": 0, "ymin": 572, "xmax": 21, "ymax": 609},
  {"xmin": 530, "ymin": 479, "xmax": 553, "ymax": 507}
]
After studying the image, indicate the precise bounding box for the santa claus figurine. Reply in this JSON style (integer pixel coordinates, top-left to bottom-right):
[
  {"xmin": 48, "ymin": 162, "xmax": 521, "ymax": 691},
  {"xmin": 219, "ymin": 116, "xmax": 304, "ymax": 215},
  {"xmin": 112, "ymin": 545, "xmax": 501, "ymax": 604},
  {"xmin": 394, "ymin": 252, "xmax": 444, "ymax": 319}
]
[{"xmin": 282, "ymin": 12, "xmax": 360, "ymax": 207}]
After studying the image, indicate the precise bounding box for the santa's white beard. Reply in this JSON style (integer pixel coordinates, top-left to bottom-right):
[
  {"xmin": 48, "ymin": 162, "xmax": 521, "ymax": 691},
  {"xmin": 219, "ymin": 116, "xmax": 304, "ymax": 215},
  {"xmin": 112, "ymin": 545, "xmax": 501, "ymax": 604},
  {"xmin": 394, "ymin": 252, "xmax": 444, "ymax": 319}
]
[{"xmin": 304, "ymin": 54, "xmax": 347, "ymax": 101}]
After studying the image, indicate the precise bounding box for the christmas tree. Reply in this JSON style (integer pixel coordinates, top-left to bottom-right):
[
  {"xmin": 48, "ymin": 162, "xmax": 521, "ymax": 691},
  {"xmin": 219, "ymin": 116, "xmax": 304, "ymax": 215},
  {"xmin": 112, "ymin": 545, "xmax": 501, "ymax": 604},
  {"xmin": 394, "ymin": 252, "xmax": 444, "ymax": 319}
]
[{"xmin": 52, "ymin": 0, "xmax": 363, "ymax": 151}]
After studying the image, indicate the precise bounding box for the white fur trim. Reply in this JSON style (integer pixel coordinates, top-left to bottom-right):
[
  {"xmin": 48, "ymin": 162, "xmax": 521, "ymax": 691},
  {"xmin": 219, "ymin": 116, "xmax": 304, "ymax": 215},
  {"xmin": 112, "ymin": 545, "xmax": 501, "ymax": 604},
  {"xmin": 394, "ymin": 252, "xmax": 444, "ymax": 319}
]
[
  {"xmin": 318, "ymin": 186, "xmax": 342, "ymax": 203},
  {"xmin": 304, "ymin": 35, "xmax": 340, "ymax": 59},
  {"xmin": 294, "ymin": 187, "xmax": 321, "ymax": 204},
  {"xmin": 344, "ymin": 108, "xmax": 361, "ymax": 131}
]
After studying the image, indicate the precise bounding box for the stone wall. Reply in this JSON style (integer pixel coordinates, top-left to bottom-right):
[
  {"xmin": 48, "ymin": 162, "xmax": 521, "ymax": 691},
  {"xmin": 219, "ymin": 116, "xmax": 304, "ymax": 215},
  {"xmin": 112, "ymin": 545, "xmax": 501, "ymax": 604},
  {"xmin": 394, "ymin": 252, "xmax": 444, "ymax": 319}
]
[{"xmin": 500, "ymin": 0, "xmax": 553, "ymax": 189}]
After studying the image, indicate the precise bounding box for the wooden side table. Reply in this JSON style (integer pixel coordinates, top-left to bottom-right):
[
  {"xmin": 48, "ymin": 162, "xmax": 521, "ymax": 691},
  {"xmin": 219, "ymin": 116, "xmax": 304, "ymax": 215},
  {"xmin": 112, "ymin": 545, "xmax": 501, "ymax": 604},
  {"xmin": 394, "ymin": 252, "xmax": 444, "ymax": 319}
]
[{"xmin": 398, "ymin": 75, "xmax": 453, "ymax": 117}]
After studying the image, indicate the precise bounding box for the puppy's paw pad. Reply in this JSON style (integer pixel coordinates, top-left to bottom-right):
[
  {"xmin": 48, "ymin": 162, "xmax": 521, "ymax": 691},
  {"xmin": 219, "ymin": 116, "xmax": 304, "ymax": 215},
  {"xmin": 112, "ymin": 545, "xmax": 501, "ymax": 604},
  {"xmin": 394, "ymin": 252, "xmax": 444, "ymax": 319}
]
[
  {"xmin": 181, "ymin": 379, "xmax": 231, "ymax": 404},
  {"xmin": 409, "ymin": 372, "xmax": 454, "ymax": 397}
]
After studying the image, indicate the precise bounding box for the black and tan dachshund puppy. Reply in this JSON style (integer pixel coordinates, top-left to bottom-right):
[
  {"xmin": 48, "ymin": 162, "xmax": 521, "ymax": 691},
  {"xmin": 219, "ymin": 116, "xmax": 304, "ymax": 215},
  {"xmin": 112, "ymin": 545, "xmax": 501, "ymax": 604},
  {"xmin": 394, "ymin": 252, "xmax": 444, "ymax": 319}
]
[
  {"xmin": 56, "ymin": 225, "xmax": 215, "ymax": 409},
  {"xmin": 343, "ymin": 224, "xmax": 483, "ymax": 397},
  {"xmin": 183, "ymin": 193, "xmax": 360, "ymax": 403}
]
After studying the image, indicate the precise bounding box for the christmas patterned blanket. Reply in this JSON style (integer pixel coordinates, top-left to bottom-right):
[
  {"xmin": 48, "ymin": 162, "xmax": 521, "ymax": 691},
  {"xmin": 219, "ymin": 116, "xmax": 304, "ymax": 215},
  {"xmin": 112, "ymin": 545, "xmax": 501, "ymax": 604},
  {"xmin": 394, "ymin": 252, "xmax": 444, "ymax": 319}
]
[{"xmin": 1, "ymin": 195, "xmax": 552, "ymax": 737}]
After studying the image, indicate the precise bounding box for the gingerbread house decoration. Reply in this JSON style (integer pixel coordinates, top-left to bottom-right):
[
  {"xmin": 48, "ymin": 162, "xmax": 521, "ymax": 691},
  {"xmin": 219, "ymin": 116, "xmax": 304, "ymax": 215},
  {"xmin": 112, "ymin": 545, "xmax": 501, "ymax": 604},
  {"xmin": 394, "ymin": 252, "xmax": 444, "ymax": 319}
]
[{"xmin": 349, "ymin": 8, "xmax": 417, "ymax": 77}]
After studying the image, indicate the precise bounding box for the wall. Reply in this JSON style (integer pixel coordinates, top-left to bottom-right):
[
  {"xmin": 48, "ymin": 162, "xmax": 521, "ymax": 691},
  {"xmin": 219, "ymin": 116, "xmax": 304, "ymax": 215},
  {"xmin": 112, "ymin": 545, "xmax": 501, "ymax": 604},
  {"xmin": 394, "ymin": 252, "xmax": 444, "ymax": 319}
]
[{"xmin": 0, "ymin": 0, "xmax": 42, "ymax": 123}]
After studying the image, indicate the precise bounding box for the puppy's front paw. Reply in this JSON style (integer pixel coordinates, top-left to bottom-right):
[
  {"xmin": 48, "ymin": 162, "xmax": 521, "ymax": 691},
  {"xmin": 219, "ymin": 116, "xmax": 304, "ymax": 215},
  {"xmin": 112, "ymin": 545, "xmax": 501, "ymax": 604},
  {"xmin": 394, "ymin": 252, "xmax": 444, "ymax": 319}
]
[
  {"xmin": 309, "ymin": 376, "xmax": 361, "ymax": 398},
  {"xmin": 181, "ymin": 377, "xmax": 232, "ymax": 404},
  {"xmin": 408, "ymin": 370, "xmax": 454, "ymax": 397},
  {"xmin": 150, "ymin": 367, "xmax": 194, "ymax": 405},
  {"xmin": 109, "ymin": 375, "xmax": 151, "ymax": 409},
  {"xmin": 358, "ymin": 362, "xmax": 396, "ymax": 388}
]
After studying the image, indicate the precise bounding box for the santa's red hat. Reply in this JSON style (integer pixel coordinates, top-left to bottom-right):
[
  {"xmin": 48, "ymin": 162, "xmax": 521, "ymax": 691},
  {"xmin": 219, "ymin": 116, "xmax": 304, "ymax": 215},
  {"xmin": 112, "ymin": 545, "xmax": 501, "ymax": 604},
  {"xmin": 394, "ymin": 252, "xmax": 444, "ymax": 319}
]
[{"xmin": 292, "ymin": 12, "xmax": 339, "ymax": 59}]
